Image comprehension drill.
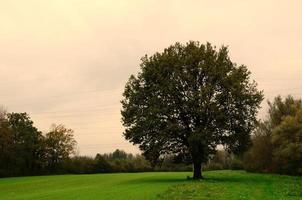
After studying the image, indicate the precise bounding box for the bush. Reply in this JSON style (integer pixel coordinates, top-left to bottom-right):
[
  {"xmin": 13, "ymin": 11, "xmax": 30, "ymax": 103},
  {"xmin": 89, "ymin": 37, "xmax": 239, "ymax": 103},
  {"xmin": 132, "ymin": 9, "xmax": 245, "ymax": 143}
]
[
  {"xmin": 63, "ymin": 156, "xmax": 97, "ymax": 174},
  {"xmin": 230, "ymin": 157, "xmax": 244, "ymax": 170}
]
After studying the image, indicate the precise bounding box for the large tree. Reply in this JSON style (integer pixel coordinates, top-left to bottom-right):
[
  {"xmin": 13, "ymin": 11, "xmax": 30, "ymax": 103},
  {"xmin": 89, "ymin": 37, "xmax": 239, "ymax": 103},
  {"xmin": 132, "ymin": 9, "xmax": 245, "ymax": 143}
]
[{"xmin": 121, "ymin": 42, "xmax": 263, "ymax": 179}]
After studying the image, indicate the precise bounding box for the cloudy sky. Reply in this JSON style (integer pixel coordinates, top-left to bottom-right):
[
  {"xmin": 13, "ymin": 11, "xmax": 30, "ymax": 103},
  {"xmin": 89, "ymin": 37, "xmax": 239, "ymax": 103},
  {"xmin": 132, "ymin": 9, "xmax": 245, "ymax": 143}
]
[{"xmin": 1, "ymin": 0, "xmax": 302, "ymax": 155}]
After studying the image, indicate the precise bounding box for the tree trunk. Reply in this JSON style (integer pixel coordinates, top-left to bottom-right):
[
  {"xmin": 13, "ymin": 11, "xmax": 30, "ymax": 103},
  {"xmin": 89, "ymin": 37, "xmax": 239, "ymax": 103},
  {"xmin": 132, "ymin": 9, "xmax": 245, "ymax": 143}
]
[{"xmin": 193, "ymin": 162, "xmax": 203, "ymax": 179}]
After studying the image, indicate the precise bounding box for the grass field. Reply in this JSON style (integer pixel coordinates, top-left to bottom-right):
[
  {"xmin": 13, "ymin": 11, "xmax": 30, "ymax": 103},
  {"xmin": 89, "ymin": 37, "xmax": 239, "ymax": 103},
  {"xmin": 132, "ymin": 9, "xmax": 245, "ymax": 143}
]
[{"xmin": 0, "ymin": 171, "xmax": 301, "ymax": 200}]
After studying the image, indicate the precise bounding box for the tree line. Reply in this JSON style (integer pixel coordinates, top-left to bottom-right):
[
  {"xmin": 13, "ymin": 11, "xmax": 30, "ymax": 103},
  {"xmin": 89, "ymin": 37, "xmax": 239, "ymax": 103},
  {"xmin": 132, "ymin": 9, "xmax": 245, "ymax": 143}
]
[
  {"xmin": 0, "ymin": 109, "xmax": 195, "ymax": 177},
  {"xmin": 0, "ymin": 110, "xmax": 76, "ymax": 177},
  {"xmin": 0, "ymin": 107, "xmax": 243, "ymax": 177}
]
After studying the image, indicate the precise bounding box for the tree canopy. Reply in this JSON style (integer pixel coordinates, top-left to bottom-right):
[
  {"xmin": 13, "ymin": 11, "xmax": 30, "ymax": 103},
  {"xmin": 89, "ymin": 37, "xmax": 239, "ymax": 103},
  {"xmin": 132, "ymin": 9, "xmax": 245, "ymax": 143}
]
[{"xmin": 121, "ymin": 41, "xmax": 263, "ymax": 179}]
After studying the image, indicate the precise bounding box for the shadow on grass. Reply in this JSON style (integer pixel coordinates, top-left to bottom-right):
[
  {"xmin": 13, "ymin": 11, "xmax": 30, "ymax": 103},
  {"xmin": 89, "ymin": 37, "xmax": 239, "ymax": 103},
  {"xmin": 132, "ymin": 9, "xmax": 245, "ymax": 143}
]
[
  {"xmin": 122, "ymin": 171, "xmax": 275, "ymax": 186},
  {"xmin": 203, "ymin": 174, "xmax": 269, "ymax": 184},
  {"xmin": 123, "ymin": 177, "xmax": 188, "ymax": 185}
]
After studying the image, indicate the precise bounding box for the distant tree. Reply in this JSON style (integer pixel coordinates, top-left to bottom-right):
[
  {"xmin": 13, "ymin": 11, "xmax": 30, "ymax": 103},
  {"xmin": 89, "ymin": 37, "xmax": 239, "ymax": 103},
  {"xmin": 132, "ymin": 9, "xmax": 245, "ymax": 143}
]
[
  {"xmin": 7, "ymin": 112, "xmax": 44, "ymax": 175},
  {"xmin": 272, "ymin": 110, "xmax": 302, "ymax": 175},
  {"xmin": 0, "ymin": 106, "xmax": 6, "ymax": 118},
  {"xmin": 95, "ymin": 154, "xmax": 112, "ymax": 173},
  {"xmin": 0, "ymin": 109, "xmax": 14, "ymax": 176},
  {"xmin": 64, "ymin": 156, "xmax": 96, "ymax": 174},
  {"xmin": 243, "ymin": 122, "xmax": 274, "ymax": 172},
  {"xmin": 244, "ymin": 95, "xmax": 302, "ymax": 174},
  {"xmin": 112, "ymin": 149, "xmax": 129, "ymax": 160},
  {"xmin": 121, "ymin": 41, "xmax": 263, "ymax": 179},
  {"xmin": 268, "ymin": 95, "xmax": 302, "ymax": 128},
  {"xmin": 45, "ymin": 124, "xmax": 76, "ymax": 172}
]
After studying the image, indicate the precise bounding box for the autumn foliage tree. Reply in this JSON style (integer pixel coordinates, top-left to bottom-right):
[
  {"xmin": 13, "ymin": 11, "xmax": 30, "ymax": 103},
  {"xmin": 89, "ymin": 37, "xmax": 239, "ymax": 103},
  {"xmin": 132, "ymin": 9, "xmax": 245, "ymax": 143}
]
[
  {"xmin": 45, "ymin": 124, "xmax": 77, "ymax": 172},
  {"xmin": 121, "ymin": 41, "xmax": 263, "ymax": 179}
]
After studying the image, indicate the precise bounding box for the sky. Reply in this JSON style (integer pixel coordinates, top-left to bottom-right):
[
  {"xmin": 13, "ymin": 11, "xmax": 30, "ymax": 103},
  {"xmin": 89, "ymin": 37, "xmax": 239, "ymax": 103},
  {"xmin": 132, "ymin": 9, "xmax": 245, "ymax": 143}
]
[{"xmin": 0, "ymin": 0, "xmax": 302, "ymax": 156}]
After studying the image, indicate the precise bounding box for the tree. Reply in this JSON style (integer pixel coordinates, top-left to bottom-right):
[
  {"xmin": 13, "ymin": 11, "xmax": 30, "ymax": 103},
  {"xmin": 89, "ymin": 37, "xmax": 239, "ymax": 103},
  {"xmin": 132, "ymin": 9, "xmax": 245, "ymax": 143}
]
[
  {"xmin": 7, "ymin": 112, "xmax": 44, "ymax": 175},
  {"xmin": 244, "ymin": 95, "xmax": 302, "ymax": 174},
  {"xmin": 0, "ymin": 109, "xmax": 14, "ymax": 176},
  {"xmin": 267, "ymin": 95, "xmax": 302, "ymax": 128},
  {"xmin": 45, "ymin": 124, "xmax": 76, "ymax": 172},
  {"xmin": 112, "ymin": 149, "xmax": 129, "ymax": 160},
  {"xmin": 121, "ymin": 41, "xmax": 263, "ymax": 179},
  {"xmin": 272, "ymin": 110, "xmax": 302, "ymax": 175},
  {"xmin": 95, "ymin": 154, "xmax": 112, "ymax": 173},
  {"xmin": 243, "ymin": 121, "xmax": 274, "ymax": 172}
]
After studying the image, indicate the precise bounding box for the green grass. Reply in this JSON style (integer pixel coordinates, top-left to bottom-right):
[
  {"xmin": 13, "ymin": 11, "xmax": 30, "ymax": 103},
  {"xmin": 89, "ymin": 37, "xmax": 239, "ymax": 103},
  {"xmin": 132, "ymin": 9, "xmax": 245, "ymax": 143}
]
[
  {"xmin": 0, "ymin": 171, "xmax": 301, "ymax": 200},
  {"xmin": 158, "ymin": 171, "xmax": 302, "ymax": 200}
]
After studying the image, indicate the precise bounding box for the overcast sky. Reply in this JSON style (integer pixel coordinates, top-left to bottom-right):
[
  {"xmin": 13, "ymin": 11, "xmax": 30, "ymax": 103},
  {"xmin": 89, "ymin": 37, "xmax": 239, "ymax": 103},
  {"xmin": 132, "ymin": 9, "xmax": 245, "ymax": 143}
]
[{"xmin": 1, "ymin": 0, "xmax": 302, "ymax": 156}]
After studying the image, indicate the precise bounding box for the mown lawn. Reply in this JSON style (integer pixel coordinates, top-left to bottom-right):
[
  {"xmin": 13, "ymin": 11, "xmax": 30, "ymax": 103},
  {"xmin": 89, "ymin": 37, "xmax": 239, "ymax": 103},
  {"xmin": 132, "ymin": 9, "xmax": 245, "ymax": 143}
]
[
  {"xmin": 0, "ymin": 171, "xmax": 301, "ymax": 200},
  {"xmin": 158, "ymin": 171, "xmax": 302, "ymax": 200}
]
